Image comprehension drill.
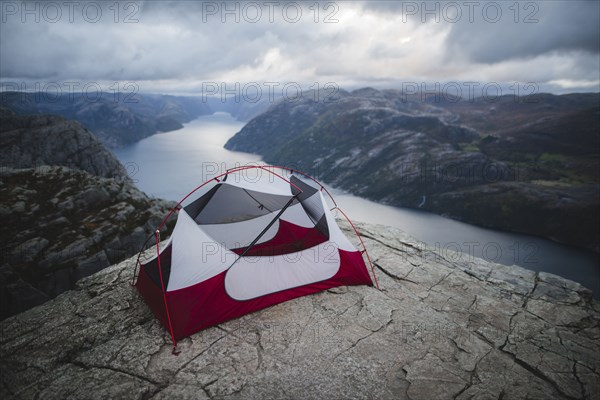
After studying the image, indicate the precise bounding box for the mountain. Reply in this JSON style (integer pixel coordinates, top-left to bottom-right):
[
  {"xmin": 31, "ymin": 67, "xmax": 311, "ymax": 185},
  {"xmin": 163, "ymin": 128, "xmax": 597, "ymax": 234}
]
[
  {"xmin": 0, "ymin": 109, "xmax": 129, "ymax": 178},
  {"xmin": 0, "ymin": 92, "xmax": 213, "ymax": 148},
  {"xmin": 1, "ymin": 222, "xmax": 598, "ymax": 399},
  {"xmin": 0, "ymin": 108, "xmax": 176, "ymax": 319},
  {"xmin": 205, "ymin": 94, "xmax": 280, "ymax": 122},
  {"xmin": 225, "ymin": 89, "xmax": 600, "ymax": 251}
]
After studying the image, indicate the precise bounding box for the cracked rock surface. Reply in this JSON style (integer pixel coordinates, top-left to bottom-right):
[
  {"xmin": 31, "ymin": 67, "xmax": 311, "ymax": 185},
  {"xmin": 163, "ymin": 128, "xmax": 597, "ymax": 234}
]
[{"xmin": 1, "ymin": 222, "xmax": 598, "ymax": 399}]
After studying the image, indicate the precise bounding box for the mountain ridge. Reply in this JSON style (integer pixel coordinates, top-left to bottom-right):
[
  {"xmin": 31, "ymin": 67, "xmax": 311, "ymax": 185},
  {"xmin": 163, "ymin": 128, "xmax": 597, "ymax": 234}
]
[
  {"xmin": 225, "ymin": 89, "xmax": 600, "ymax": 252},
  {"xmin": 0, "ymin": 91, "xmax": 277, "ymax": 149},
  {"xmin": 0, "ymin": 92, "xmax": 213, "ymax": 148}
]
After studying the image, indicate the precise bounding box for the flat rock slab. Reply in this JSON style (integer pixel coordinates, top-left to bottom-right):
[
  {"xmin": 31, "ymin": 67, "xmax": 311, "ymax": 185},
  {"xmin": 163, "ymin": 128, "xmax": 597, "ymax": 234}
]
[{"xmin": 1, "ymin": 223, "xmax": 598, "ymax": 399}]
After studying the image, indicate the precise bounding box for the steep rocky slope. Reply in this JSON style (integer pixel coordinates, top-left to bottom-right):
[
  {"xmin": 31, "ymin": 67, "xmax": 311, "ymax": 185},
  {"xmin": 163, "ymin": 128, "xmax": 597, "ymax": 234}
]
[
  {"xmin": 1, "ymin": 222, "xmax": 598, "ymax": 399},
  {"xmin": 225, "ymin": 89, "xmax": 600, "ymax": 251},
  {"xmin": 0, "ymin": 109, "xmax": 175, "ymax": 319},
  {"xmin": 0, "ymin": 109, "xmax": 129, "ymax": 178},
  {"xmin": 0, "ymin": 166, "xmax": 175, "ymax": 320},
  {"xmin": 1, "ymin": 92, "xmax": 212, "ymax": 148}
]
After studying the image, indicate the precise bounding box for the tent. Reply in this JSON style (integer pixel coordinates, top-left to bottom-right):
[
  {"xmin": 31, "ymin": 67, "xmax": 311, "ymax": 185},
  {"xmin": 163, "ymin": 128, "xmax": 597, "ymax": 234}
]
[{"xmin": 132, "ymin": 166, "xmax": 378, "ymax": 352}]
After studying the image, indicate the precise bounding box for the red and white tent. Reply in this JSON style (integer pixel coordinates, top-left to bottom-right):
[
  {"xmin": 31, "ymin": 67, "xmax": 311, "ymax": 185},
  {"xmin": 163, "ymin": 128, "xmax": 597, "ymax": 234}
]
[{"xmin": 133, "ymin": 166, "xmax": 378, "ymax": 351}]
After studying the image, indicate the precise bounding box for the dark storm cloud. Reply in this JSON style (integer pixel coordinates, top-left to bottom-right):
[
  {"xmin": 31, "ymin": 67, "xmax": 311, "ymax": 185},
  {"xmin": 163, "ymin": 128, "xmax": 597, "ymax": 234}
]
[
  {"xmin": 361, "ymin": 0, "xmax": 600, "ymax": 63},
  {"xmin": 0, "ymin": 1, "xmax": 598, "ymax": 92},
  {"xmin": 444, "ymin": 1, "xmax": 600, "ymax": 63},
  {"xmin": 0, "ymin": 1, "xmax": 292, "ymax": 80}
]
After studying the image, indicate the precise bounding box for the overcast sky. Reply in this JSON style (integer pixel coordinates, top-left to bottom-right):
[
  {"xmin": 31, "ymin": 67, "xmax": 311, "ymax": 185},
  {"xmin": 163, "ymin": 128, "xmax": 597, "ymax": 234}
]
[{"xmin": 1, "ymin": 0, "xmax": 599, "ymax": 96}]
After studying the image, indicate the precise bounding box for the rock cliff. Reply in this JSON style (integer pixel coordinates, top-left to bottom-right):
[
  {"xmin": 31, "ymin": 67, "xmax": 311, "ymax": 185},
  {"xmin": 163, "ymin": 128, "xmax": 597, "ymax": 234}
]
[
  {"xmin": 0, "ymin": 108, "xmax": 128, "ymax": 179},
  {"xmin": 0, "ymin": 109, "xmax": 176, "ymax": 319},
  {"xmin": 1, "ymin": 222, "xmax": 598, "ymax": 399}
]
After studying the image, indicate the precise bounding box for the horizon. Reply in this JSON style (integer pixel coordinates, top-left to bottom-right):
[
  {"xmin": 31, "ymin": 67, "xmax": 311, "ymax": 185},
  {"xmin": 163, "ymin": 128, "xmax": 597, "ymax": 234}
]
[{"xmin": 1, "ymin": 85, "xmax": 599, "ymax": 105}]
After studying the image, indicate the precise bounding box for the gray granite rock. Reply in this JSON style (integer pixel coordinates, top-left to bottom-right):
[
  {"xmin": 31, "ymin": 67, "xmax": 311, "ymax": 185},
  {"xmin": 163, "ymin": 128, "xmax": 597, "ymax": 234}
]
[
  {"xmin": 0, "ymin": 110, "xmax": 180, "ymax": 319},
  {"xmin": 0, "ymin": 166, "xmax": 176, "ymax": 319},
  {"xmin": 1, "ymin": 222, "xmax": 597, "ymax": 399}
]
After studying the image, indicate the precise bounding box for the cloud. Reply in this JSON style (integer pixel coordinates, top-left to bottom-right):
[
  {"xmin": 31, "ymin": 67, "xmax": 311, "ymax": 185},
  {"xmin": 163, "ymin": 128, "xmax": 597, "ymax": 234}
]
[
  {"xmin": 443, "ymin": 0, "xmax": 600, "ymax": 63},
  {"xmin": 0, "ymin": 1, "xmax": 598, "ymax": 94}
]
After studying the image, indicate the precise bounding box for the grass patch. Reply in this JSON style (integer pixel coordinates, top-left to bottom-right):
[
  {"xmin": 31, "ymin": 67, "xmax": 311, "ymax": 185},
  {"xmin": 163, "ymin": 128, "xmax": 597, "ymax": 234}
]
[
  {"xmin": 459, "ymin": 143, "xmax": 480, "ymax": 152},
  {"xmin": 539, "ymin": 153, "xmax": 567, "ymax": 163},
  {"xmin": 531, "ymin": 179, "xmax": 570, "ymax": 187}
]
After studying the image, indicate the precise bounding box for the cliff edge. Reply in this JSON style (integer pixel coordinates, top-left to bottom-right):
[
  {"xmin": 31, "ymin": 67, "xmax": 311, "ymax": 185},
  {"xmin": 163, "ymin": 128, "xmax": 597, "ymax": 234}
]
[
  {"xmin": 0, "ymin": 108, "xmax": 176, "ymax": 319},
  {"xmin": 1, "ymin": 222, "xmax": 598, "ymax": 399}
]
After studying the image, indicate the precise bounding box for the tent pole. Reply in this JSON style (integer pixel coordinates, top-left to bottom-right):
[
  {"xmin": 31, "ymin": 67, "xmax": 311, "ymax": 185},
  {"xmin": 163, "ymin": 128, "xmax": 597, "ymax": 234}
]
[
  {"xmin": 237, "ymin": 194, "xmax": 299, "ymax": 259},
  {"xmin": 135, "ymin": 165, "xmax": 309, "ymax": 282},
  {"xmin": 154, "ymin": 230, "xmax": 179, "ymax": 354},
  {"xmin": 131, "ymin": 231, "xmax": 154, "ymax": 286}
]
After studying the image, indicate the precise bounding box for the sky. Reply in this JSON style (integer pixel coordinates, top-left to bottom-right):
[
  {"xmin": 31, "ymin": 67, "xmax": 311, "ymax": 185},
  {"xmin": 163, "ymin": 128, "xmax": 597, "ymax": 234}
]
[{"xmin": 1, "ymin": 0, "xmax": 599, "ymax": 97}]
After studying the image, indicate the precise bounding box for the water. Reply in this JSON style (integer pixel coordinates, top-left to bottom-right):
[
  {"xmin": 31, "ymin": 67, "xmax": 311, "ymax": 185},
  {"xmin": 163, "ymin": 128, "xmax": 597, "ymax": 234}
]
[
  {"xmin": 114, "ymin": 112, "xmax": 261, "ymax": 200},
  {"xmin": 114, "ymin": 113, "xmax": 600, "ymax": 296}
]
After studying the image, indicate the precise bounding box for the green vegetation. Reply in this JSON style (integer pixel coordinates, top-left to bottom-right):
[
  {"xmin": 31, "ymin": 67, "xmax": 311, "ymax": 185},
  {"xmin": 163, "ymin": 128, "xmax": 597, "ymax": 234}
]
[
  {"xmin": 539, "ymin": 153, "xmax": 567, "ymax": 163},
  {"xmin": 459, "ymin": 143, "xmax": 480, "ymax": 152},
  {"xmin": 531, "ymin": 179, "xmax": 571, "ymax": 188}
]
